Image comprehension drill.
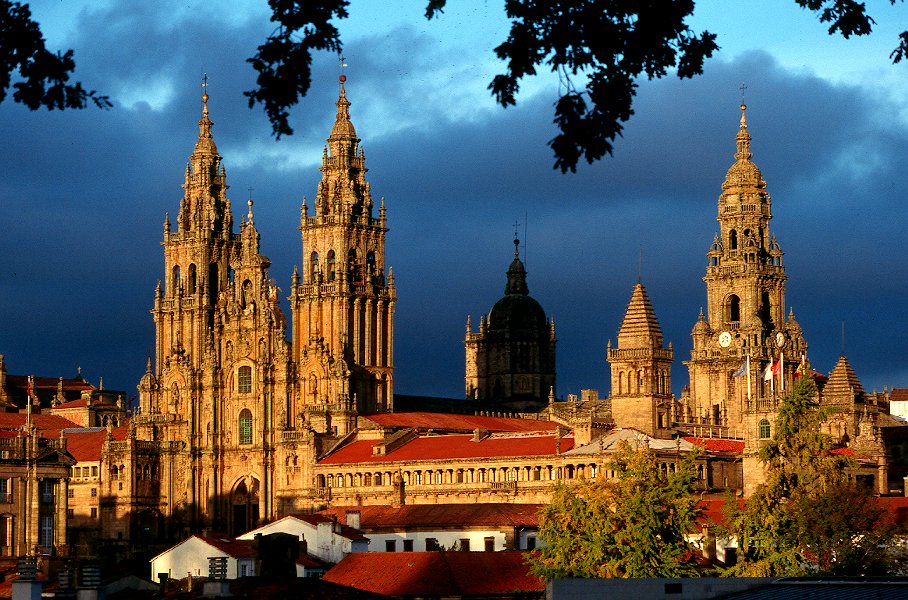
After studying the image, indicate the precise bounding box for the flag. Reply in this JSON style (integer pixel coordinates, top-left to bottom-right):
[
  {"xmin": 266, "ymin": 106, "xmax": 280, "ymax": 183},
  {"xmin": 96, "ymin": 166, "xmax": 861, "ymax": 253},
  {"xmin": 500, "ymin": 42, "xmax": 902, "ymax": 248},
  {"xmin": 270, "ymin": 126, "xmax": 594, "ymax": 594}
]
[
  {"xmin": 733, "ymin": 360, "xmax": 748, "ymax": 377},
  {"xmin": 763, "ymin": 363, "xmax": 773, "ymax": 382},
  {"xmin": 771, "ymin": 357, "xmax": 782, "ymax": 376}
]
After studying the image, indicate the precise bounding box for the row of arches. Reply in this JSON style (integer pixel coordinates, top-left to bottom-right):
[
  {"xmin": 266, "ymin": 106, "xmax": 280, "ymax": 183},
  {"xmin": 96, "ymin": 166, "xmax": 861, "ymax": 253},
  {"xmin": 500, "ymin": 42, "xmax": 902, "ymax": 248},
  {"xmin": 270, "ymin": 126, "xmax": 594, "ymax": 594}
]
[
  {"xmin": 315, "ymin": 461, "xmax": 610, "ymax": 489},
  {"xmin": 615, "ymin": 369, "xmax": 669, "ymax": 396},
  {"xmin": 309, "ymin": 249, "xmax": 376, "ymax": 282}
]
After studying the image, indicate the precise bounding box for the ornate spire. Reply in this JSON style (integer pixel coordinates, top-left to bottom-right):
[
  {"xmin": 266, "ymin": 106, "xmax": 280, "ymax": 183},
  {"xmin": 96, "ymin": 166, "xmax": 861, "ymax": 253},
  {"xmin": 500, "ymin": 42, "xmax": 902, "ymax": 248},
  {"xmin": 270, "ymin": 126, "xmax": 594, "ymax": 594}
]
[
  {"xmin": 194, "ymin": 75, "xmax": 218, "ymax": 157},
  {"xmin": 330, "ymin": 75, "xmax": 357, "ymax": 141},
  {"xmin": 722, "ymin": 103, "xmax": 765, "ymax": 192}
]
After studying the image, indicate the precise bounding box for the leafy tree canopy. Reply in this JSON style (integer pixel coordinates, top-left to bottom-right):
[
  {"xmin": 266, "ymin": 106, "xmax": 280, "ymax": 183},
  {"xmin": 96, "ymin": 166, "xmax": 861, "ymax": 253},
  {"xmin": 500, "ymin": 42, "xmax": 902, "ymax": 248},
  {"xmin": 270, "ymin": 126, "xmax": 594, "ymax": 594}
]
[
  {"xmin": 720, "ymin": 377, "xmax": 904, "ymax": 577},
  {"xmin": 0, "ymin": 1, "xmax": 110, "ymax": 111},
  {"xmin": 527, "ymin": 440, "xmax": 701, "ymax": 580},
  {"xmin": 246, "ymin": 0, "xmax": 907, "ymax": 173}
]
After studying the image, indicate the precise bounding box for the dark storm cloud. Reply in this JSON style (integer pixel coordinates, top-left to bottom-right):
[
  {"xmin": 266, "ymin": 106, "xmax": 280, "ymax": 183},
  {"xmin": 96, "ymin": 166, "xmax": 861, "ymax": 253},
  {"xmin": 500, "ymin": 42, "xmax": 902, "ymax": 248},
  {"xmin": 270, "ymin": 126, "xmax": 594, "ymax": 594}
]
[{"xmin": 0, "ymin": 9, "xmax": 905, "ymax": 401}]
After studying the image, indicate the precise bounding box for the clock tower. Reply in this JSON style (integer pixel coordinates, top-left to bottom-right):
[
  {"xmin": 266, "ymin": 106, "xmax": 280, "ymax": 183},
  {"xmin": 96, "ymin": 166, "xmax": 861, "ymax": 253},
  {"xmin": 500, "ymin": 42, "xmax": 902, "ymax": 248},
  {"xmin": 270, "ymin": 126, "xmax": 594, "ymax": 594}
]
[{"xmin": 683, "ymin": 103, "xmax": 807, "ymax": 437}]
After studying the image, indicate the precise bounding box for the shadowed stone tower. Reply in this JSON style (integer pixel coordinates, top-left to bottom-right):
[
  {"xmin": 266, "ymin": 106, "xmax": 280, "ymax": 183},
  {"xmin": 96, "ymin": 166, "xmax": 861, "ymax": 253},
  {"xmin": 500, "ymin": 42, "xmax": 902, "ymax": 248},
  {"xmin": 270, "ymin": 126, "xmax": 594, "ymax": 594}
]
[
  {"xmin": 135, "ymin": 82, "xmax": 292, "ymax": 536},
  {"xmin": 465, "ymin": 237, "xmax": 556, "ymax": 411},
  {"xmin": 683, "ymin": 103, "xmax": 807, "ymax": 439},
  {"xmin": 607, "ymin": 282, "xmax": 673, "ymax": 436},
  {"xmin": 290, "ymin": 75, "xmax": 395, "ymax": 435}
]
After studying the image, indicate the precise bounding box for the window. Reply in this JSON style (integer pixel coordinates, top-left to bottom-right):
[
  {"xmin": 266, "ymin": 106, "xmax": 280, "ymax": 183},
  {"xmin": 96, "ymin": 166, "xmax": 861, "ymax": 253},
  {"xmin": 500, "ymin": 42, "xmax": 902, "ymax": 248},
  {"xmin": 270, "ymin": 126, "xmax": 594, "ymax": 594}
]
[
  {"xmin": 67, "ymin": 509, "xmax": 74, "ymax": 518},
  {"xmin": 238, "ymin": 366, "xmax": 252, "ymax": 393},
  {"xmin": 425, "ymin": 538, "xmax": 440, "ymax": 552},
  {"xmin": 385, "ymin": 540, "xmax": 396, "ymax": 552},
  {"xmin": 39, "ymin": 515, "xmax": 53, "ymax": 548},
  {"xmin": 403, "ymin": 539, "xmax": 413, "ymax": 552},
  {"xmin": 67, "ymin": 489, "xmax": 74, "ymax": 499},
  {"xmin": 91, "ymin": 466, "xmax": 98, "ymax": 478},
  {"xmin": 759, "ymin": 419, "xmax": 771, "ymax": 439},
  {"xmin": 90, "ymin": 508, "xmax": 97, "ymax": 519},
  {"xmin": 459, "ymin": 539, "xmax": 470, "ymax": 552},
  {"xmin": 484, "ymin": 537, "xmax": 495, "ymax": 552},
  {"xmin": 239, "ymin": 409, "xmax": 253, "ymax": 445},
  {"xmin": 727, "ymin": 295, "xmax": 741, "ymax": 323},
  {"xmin": 526, "ymin": 536, "xmax": 536, "ymax": 550},
  {"xmin": 90, "ymin": 488, "xmax": 97, "ymax": 498},
  {"xmin": 326, "ymin": 250, "xmax": 336, "ymax": 281},
  {"xmin": 40, "ymin": 481, "xmax": 54, "ymax": 504}
]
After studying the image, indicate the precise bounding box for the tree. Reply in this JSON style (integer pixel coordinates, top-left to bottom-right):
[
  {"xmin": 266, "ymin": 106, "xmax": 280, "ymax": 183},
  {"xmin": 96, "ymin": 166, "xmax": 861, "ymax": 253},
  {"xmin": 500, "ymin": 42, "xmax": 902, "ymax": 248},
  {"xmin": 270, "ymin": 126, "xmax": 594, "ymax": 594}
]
[
  {"xmin": 246, "ymin": 1, "xmax": 907, "ymax": 173},
  {"xmin": 527, "ymin": 440, "xmax": 701, "ymax": 579},
  {"xmin": 0, "ymin": 1, "xmax": 110, "ymax": 111},
  {"xmin": 720, "ymin": 377, "xmax": 903, "ymax": 577}
]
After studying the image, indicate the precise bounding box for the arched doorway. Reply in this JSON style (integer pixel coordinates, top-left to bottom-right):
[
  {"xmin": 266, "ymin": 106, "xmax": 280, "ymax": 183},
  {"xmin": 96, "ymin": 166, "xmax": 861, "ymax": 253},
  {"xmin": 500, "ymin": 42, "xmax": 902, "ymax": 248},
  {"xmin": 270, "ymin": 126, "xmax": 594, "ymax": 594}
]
[{"xmin": 231, "ymin": 477, "xmax": 260, "ymax": 536}]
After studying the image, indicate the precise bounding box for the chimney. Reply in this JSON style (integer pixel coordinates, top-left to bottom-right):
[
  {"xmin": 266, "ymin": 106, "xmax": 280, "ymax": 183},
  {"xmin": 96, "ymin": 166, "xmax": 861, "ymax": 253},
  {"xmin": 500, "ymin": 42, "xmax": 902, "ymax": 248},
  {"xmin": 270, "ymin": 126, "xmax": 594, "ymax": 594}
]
[{"xmin": 346, "ymin": 510, "xmax": 361, "ymax": 530}]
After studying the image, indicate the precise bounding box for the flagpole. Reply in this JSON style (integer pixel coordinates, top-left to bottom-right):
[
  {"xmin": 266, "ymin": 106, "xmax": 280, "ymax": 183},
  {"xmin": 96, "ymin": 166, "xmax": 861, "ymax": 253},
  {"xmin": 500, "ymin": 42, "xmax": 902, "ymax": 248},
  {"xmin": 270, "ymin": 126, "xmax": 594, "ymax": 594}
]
[
  {"xmin": 780, "ymin": 350, "xmax": 785, "ymax": 392},
  {"xmin": 746, "ymin": 355, "xmax": 751, "ymax": 404}
]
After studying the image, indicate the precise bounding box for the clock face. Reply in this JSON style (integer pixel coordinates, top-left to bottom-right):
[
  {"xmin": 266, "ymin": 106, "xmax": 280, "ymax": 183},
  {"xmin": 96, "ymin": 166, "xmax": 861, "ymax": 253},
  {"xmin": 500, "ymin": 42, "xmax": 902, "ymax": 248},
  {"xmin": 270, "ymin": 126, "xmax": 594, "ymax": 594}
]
[
  {"xmin": 718, "ymin": 331, "xmax": 732, "ymax": 348},
  {"xmin": 775, "ymin": 332, "xmax": 785, "ymax": 347}
]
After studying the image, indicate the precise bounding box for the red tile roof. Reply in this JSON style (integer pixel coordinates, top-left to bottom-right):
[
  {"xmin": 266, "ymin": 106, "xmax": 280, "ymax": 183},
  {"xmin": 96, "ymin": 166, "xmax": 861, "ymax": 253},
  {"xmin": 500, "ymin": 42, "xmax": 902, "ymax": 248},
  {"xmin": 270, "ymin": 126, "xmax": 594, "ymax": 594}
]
[
  {"xmin": 891, "ymin": 388, "xmax": 908, "ymax": 403},
  {"xmin": 683, "ymin": 437, "xmax": 745, "ymax": 453},
  {"xmin": 363, "ymin": 412, "xmax": 559, "ymax": 432},
  {"xmin": 64, "ymin": 427, "xmax": 128, "ymax": 461},
  {"xmin": 319, "ymin": 431, "xmax": 573, "ymax": 465},
  {"xmin": 195, "ymin": 534, "xmax": 257, "ymax": 559},
  {"xmin": 0, "ymin": 413, "xmax": 80, "ymax": 437},
  {"xmin": 5, "ymin": 374, "xmax": 93, "ymax": 393},
  {"xmin": 323, "ymin": 551, "xmax": 544, "ymax": 596},
  {"xmin": 319, "ymin": 503, "xmax": 543, "ymax": 530}
]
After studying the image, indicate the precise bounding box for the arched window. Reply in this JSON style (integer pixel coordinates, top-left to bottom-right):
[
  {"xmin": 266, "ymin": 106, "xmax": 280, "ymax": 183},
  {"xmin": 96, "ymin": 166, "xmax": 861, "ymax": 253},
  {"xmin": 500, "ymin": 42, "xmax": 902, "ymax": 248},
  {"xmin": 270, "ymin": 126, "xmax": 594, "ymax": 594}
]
[
  {"xmin": 172, "ymin": 265, "xmax": 181, "ymax": 292},
  {"xmin": 366, "ymin": 251, "xmax": 376, "ymax": 275},
  {"xmin": 238, "ymin": 366, "xmax": 252, "ymax": 393},
  {"xmin": 727, "ymin": 295, "xmax": 740, "ymax": 323},
  {"xmin": 310, "ymin": 251, "xmax": 319, "ymax": 280},
  {"xmin": 759, "ymin": 418, "xmax": 771, "ymax": 439},
  {"xmin": 188, "ymin": 264, "xmax": 197, "ymax": 294},
  {"xmin": 239, "ymin": 409, "xmax": 253, "ymax": 445},
  {"xmin": 729, "ymin": 229, "xmax": 738, "ymax": 250},
  {"xmin": 326, "ymin": 250, "xmax": 336, "ymax": 281}
]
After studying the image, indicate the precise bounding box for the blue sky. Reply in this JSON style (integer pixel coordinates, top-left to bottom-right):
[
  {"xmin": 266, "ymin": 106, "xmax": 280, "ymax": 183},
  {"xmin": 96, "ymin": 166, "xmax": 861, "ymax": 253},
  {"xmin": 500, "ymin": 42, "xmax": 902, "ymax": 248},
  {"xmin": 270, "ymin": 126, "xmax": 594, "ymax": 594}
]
[{"xmin": 2, "ymin": 1, "xmax": 908, "ymax": 402}]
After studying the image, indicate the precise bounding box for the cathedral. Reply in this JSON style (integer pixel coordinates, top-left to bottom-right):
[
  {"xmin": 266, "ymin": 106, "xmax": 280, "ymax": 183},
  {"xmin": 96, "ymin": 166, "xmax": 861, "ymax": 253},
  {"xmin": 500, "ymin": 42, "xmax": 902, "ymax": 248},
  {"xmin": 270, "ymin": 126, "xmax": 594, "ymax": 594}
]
[{"xmin": 0, "ymin": 75, "xmax": 903, "ymax": 561}]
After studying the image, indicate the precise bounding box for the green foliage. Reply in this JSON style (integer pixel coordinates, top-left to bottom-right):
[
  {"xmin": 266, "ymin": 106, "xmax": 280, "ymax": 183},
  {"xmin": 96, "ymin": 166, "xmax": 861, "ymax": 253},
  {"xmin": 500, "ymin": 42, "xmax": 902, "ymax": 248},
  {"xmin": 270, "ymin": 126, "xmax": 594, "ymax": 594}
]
[
  {"xmin": 245, "ymin": 0, "xmax": 350, "ymax": 139},
  {"xmin": 0, "ymin": 1, "xmax": 109, "ymax": 111},
  {"xmin": 721, "ymin": 377, "xmax": 903, "ymax": 577},
  {"xmin": 527, "ymin": 441, "xmax": 701, "ymax": 580}
]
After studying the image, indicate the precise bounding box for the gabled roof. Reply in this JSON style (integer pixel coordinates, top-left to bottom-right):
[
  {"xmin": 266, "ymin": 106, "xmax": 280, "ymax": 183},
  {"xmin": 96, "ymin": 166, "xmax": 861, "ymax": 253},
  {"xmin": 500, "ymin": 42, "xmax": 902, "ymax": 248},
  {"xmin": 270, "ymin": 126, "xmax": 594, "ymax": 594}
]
[
  {"xmin": 151, "ymin": 533, "xmax": 255, "ymax": 562},
  {"xmin": 319, "ymin": 430, "xmax": 573, "ymax": 465},
  {"xmin": 64, "ymin": 427, "xmax": 128, "ymax": 461},
  {"xmin": 319, "ymin": 503, "xmax": 542, "ymax": 530},
  {"xmin": 323, "ymin": 551, "xmax": 544, "ymax": 597},
  {"xmin": 238, "ymin": 514, "xmax": 368, "ymax": 543},
  {"xmin": 362, "ymin": 411, "xmax": 559, "ymax": 432}
]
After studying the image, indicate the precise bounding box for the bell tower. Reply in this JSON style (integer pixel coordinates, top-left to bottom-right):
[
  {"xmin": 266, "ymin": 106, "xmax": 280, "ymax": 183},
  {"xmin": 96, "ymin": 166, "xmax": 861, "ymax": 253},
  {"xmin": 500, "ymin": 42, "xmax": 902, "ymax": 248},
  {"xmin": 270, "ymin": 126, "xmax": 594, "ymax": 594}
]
[
  {"xmin": 684, "ymin": 103, "xmax": 807, "ymax": 435},
  {"xmin": 290, "ymin": 75, "xmax": 395, "ymax": 435}
]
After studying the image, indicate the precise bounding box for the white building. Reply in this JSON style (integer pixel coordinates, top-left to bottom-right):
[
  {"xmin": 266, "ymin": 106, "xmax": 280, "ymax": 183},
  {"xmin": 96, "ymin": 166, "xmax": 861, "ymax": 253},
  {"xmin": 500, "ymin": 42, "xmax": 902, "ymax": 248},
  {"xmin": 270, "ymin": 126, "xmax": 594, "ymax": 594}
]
[
  {"xmin": 237, "ymin": 514, "xmax": 369, "ymax": 565},
  {"xmin": 150, "ymin": 533, "xmax": 256, "ymax": 580}
]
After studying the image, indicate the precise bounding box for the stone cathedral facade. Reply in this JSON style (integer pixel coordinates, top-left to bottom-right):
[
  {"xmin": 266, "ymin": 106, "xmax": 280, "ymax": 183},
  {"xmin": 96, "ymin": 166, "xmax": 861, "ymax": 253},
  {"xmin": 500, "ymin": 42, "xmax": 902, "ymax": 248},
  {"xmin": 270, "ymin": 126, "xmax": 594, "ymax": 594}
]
[
  {"xmin": 103, "ymin": 77, "xmax": 394, "ymax": 539},
  {"xmin": 33, "ymin": 85, "xmax": 895, "ymax": 552}
]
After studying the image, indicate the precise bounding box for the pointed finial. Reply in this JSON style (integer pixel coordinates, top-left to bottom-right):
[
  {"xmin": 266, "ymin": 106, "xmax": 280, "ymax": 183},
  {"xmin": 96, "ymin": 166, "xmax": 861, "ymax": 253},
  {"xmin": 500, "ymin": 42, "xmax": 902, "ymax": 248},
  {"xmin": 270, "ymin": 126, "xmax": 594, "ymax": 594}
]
[{"xmin": 202, "ymin": 73, "xmax": 209, "ymax": 116}]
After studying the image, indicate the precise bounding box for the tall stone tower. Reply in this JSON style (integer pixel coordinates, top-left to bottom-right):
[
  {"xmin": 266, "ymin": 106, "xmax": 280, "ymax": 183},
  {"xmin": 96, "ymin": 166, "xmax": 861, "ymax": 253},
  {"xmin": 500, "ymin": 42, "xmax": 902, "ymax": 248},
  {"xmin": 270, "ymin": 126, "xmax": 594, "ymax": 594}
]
[
  {"xmin": 134, "ymin": 84, "xmax": 292, "ymax": 536},
  {"xmin": 607, "ymin": 282, "xmax": 673, "ymax": 436},
  {"xmin": 290, "ymin": 75, "xmax": 395, "ymax": 434},
  {"xmin": 684, "ymin": 103, "xmax": 807, "ymax": 437},
  {"xmin": 465, "ymin": 238, "xmax": 556, "ymax": 410}
]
